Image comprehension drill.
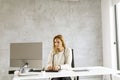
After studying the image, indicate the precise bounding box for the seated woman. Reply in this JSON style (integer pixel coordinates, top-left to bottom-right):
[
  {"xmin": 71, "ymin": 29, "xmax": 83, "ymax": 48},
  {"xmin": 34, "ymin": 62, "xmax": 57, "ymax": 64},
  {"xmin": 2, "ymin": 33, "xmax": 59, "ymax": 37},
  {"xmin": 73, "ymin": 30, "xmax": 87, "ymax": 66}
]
[{"xmin": 46, "ymin": 34, "xmax": 72, "ymax": 80}]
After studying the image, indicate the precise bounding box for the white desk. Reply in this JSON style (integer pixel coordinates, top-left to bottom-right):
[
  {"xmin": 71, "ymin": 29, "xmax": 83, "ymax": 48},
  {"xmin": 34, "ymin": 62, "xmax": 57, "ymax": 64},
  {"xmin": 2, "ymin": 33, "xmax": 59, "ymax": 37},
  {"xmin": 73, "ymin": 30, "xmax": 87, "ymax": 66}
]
[{"xmin": 13, "ymin": 66, "xmax": 119, "ymax": 80}]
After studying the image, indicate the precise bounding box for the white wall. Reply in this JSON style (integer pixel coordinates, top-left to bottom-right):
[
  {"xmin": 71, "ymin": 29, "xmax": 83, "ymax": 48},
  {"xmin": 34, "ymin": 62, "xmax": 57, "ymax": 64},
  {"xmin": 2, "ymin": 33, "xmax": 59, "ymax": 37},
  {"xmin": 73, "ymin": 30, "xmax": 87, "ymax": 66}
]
[
  {"xmin": 101, "ymin": 0, "xmax": 117, "ymax": 69},
  {"xmin": 101, "ymin": 0, "xmax": 120, "ymax": 79}
]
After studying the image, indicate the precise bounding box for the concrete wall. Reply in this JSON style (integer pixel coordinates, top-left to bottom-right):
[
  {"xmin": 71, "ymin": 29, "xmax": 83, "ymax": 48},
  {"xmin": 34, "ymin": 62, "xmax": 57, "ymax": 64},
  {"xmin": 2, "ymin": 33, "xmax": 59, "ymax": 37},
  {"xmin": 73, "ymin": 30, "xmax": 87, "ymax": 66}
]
[
  {"xmin": 0, "ymin": 0, "xmax": 102, "ymax": 80},
  {"xmin": 113, "ymin": 0, "xmax": 120, "ymax": 5}
]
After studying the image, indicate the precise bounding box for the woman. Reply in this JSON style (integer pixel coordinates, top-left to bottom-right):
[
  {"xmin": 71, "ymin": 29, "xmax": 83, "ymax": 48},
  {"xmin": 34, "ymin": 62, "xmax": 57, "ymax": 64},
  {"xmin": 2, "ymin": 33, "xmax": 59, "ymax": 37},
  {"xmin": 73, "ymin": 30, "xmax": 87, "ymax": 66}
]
[{"xmin": 47, "ymin": 34, "xmax": 72, "ymax": 80}]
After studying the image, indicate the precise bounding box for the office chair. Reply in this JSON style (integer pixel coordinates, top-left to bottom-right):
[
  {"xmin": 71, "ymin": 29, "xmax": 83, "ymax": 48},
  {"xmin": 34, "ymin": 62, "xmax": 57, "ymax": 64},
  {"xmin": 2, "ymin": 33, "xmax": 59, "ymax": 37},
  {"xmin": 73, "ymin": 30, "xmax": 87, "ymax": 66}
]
[{"xmin": 71, "ymin": 49, "xmax": 79, "ymax": 80}]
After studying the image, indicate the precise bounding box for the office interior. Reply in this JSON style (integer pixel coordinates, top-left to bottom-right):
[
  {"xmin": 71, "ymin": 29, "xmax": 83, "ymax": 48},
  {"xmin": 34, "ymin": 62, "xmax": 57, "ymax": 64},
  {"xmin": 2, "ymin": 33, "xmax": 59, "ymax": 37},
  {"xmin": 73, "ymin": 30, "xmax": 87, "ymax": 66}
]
[{"xmin": 0, "ymin": 0, "xmax": 120, "ymax": 80}]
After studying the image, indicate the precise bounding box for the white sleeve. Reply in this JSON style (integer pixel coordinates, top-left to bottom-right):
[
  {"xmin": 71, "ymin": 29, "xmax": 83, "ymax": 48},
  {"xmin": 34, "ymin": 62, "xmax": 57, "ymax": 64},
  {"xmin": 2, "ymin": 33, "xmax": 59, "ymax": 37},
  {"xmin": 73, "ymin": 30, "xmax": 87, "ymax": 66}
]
[
  {"xmin": 61, "ymin": 48, "xmax": 72, "ymax": 69},
  {"xmin": 47, "ymin": 51, "xmax": 53, "ymax": 68}
]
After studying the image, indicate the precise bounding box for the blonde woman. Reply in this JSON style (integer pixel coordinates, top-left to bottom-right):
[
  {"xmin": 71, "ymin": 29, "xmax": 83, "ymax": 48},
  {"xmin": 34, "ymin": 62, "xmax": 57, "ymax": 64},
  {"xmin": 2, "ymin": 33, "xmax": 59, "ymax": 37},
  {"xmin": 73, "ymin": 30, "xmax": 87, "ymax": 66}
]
[{"xmin": 47, "ymin": 35, "xmax": 72, "ymax": 80}]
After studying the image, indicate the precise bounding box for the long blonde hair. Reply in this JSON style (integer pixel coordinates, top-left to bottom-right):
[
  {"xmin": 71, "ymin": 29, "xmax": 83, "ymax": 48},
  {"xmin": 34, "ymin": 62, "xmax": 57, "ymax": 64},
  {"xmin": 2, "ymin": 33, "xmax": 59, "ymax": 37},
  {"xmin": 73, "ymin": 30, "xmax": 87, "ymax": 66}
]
[{"xmin": 52, "ymin": 35, "xmax": 66, "ymax": 54}]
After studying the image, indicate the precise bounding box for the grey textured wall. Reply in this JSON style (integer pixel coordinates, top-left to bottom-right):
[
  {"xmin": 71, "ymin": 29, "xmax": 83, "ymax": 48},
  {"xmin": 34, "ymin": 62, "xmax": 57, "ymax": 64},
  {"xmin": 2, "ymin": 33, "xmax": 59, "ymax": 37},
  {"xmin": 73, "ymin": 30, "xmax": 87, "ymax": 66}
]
[{"xmin": 0, "ymin": 0, "xmax": 102, "ymax": 80}]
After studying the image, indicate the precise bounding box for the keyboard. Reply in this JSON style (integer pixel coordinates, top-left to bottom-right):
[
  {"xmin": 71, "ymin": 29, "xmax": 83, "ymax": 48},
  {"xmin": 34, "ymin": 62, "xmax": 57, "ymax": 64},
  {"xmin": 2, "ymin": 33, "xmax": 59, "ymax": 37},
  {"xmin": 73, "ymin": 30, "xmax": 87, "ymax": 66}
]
[
  {"xmin": 73, "ymin": 69, "xmax": 89, "ymax": 72},
  {"xmin": 29, "ymin": 69, "xmax": 41, "ymax": 72},
  {"xmin": 45, "ymin": 70, "xmax": 59, "ymax": 72}
]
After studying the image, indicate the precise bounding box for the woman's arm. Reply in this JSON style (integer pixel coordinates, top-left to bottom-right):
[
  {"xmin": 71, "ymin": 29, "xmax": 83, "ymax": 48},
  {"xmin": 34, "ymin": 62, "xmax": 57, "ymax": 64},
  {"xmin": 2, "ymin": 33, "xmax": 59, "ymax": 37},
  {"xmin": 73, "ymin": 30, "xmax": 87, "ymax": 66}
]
[
  {"xmin": 46, "ymin": 51, "xmax": 53, "ymax": 70},
  {"xmin": 60, "ymin": 48, "xmax": 72, "ymax": 69}
]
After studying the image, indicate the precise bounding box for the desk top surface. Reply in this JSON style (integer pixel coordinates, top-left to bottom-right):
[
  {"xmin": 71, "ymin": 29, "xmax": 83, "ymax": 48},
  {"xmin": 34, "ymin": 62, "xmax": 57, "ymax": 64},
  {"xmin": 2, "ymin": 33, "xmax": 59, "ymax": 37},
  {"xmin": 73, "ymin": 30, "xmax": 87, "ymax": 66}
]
[{"xmin": 13, "ymin": 66, "xmax": 119, "ymax": 80}]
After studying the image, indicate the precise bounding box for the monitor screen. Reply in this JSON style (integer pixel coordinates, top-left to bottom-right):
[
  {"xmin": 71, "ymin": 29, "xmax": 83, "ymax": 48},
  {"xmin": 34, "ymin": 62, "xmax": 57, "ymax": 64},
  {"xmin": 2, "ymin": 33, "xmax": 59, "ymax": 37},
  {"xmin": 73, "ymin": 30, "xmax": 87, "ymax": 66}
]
[{"xmin": 10, "ymin": 42, "xmax": 42, "ymax": 69}]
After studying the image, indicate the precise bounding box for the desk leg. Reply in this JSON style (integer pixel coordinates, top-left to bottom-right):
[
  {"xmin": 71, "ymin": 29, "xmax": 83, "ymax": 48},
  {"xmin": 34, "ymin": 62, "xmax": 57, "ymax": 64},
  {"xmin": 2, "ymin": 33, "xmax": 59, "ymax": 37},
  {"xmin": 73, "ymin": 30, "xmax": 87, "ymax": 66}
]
[
  {"xmin": 74, "ymin": 76, "xmax": 79, "ymax": 80},
  {"xmin": 110, "ymin": 74, "xmax": 112, "ymax": 80},
  {"xmin": 49, "ymin": 77, "xmax": 51, "ymax": 80},
  {"xmin": 77, "ymin": 76, "xmax": 79, "ymax": 80}
]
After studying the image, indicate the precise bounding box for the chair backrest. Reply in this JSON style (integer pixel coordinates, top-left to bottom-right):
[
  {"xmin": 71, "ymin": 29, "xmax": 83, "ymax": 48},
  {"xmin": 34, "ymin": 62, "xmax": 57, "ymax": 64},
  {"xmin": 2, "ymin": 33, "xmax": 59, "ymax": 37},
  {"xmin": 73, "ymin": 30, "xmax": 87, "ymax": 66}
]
[
  {"xmin": 71, "ymin": 49, "xmax": 79, "ymax": 80},
  {"xmin": 71, "ymin": 49, "xmax": 75, "ymax": 68}
]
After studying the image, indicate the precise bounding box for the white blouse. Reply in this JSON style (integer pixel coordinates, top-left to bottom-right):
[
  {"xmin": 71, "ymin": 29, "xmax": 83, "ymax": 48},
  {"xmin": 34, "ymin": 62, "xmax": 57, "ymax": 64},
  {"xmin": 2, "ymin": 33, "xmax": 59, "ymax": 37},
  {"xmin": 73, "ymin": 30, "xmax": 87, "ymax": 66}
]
[{"xmin": 47, "ymin": 48, "xmax": 72, "ymax": 69}]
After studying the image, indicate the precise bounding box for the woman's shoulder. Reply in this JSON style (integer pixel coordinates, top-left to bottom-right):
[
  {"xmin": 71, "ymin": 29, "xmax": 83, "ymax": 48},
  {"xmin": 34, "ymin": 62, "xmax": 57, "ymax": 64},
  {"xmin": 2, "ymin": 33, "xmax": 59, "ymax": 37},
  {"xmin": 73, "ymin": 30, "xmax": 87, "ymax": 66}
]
[
  {"xmin": 49, "ymin": 50, "xmax": 54, "ymax": 55},
  {"xmin": 65, "ymin": 47, "xmax": 72, "ymax": 52},
  {"xmin": 65, "ymin": 47, "xmax": 71, "ymax": 50}
]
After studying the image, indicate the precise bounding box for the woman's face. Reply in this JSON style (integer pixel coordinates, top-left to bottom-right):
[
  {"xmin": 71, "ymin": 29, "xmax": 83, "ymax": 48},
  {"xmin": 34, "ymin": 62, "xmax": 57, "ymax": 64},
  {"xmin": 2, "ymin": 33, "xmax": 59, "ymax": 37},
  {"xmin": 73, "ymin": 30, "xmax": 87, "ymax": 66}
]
[{"xmin": 54, "ymin": 38, "xmax": 63, "ymax": 49}]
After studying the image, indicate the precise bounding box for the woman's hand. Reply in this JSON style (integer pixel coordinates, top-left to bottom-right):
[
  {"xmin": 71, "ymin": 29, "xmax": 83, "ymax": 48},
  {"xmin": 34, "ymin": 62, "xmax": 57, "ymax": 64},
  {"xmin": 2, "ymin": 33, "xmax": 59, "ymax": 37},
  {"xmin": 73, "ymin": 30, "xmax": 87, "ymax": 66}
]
[
  {"xmin": 53, "ymin": 65, "xmax": 61, "ymax": 70},
  {"xmin": 47, "ymin": 66, "xmax": 53, "ymax": 70},
  {"xmin": 47, "ymin": 65, "xmax": 61, "ymax": 70}
]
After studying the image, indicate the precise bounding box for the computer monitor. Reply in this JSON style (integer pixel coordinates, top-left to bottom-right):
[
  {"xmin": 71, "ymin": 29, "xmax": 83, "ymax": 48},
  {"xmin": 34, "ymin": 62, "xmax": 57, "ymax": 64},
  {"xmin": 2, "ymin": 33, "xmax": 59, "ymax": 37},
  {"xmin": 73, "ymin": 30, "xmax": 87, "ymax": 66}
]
[{"xmin": 10, "ymin": 42, "xmax": 42, "ymax": 69}]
